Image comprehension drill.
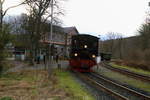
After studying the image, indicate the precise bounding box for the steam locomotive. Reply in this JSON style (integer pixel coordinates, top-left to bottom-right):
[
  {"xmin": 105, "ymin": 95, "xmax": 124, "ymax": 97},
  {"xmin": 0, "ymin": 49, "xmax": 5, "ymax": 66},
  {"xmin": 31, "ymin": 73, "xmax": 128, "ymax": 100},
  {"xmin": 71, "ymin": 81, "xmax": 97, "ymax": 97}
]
[{"xmin": 69, "ymin": 34, "xmax": 99, "ymax": 72}]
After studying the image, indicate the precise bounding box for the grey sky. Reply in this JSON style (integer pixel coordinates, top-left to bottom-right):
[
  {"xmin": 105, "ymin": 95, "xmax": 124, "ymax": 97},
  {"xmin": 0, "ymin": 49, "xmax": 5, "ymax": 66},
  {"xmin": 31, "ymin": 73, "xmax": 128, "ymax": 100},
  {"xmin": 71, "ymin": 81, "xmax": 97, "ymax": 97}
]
[{"xmin": 4, "ymin": 0, "xmax": 150, "ymax": 37}]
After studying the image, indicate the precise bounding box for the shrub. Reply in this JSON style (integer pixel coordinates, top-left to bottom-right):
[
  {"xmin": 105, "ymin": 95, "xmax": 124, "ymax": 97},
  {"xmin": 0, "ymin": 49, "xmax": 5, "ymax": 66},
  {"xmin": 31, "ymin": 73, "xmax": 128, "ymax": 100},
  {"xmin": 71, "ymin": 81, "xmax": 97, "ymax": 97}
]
[
  {"xmin": 0, "ymin": 97, "xmax": 14, "ymax": 100},
  {"xmin": 143, "ymin": 49, "xmax": 150, "ymax": 63},
  {"xmin": 127, "ymin": 50, "xmax": 142, "ymax": 62},
  {"xmin": 0, "ymin": 64, "xmax": 3, "ymax": 77}
]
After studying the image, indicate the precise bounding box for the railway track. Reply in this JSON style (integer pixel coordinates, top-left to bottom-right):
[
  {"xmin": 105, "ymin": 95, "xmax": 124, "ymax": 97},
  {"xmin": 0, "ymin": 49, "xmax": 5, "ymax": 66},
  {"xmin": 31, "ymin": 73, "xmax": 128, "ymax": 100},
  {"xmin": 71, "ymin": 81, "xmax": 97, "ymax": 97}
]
[
  {"xmin": 90, "ymin": 72, "xmax": 150, "ymax": 100},
  {"xmin": 102, "ymin": 62, "xmax": 150, "ymax": 83},
  {"xmin": 74, "ymin": 71, "xmax": 150, "ymax": 100},
  {"xmin": 74, "ymin": 71, "xmax": 128, "ymax": 100}
]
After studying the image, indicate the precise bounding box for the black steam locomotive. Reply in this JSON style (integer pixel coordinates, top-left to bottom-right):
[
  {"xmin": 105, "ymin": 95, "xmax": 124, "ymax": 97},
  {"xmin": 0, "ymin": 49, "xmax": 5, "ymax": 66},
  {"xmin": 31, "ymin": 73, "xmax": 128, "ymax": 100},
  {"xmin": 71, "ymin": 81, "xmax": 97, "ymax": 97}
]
[{"xmin": 69, "ymin": 34, "xmax": 99, "ymax": 72}]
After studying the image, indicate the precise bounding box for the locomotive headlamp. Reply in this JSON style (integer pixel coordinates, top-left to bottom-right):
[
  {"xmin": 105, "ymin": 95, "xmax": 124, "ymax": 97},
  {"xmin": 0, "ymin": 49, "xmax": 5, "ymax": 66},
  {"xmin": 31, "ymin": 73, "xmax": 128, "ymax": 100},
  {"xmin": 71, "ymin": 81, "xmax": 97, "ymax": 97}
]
[
  {"xmin": 84, "ymin": 45, "xmax": 87, "ymax": 48},
  {"xmin": 74, "ymin": 53, "xmax": 78, "ymax": 56},
  {"xmin": 92, "ymin": 54, "xmax": 96, "ymax": 58}
]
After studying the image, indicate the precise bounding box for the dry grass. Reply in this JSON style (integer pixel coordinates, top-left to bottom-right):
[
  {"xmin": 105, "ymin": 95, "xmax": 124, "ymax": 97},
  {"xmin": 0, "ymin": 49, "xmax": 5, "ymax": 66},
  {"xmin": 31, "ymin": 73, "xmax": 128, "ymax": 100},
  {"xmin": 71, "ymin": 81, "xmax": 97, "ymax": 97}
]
[
  {"xmin": 0, "ymin": 70, "xmax": 72, "ymax": 100},
  {"xmin": 110, "ymin": 62, "xmax": 150, "ymax": 76},
  {"xmin": 113, "ymin": 60, "xmax": 150, "ymax": 71},
  {"xmin": 53, "ymin": 69, "xmax": 95, "ymax": 100},
  {"xmin": 0, "ymin": 69, "xmax": 95, "ymax": 100}
]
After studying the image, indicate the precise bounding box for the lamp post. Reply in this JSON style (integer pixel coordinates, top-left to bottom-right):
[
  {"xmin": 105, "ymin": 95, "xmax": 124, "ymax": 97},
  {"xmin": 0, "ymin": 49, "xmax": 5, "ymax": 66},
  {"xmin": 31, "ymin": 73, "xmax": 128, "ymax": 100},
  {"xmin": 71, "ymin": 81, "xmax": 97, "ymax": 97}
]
[
  {"xmin": 96, "ymin": 35, "xmax": 101, "ymax": 69},
  {"xmin": 98, "ymin": 35, "xmax": 101, "ymax": 56},
  {"xmin": 50, "ymin": 0, "xmax": 53, "ymax": 42},
  {"xmin": 48, "ymin": 0, "xmax": 54, "ymax": 76},
  {"xmin": 148, "ymin": 2, "xmax": 150, "ymax": 24},
  {"xmin": 0, "ymin": 0, "xmax": 2, "ymax": 31},
  {"xmin": 146, "ymin": 2, "xmax": 150, "ymax": 24}
]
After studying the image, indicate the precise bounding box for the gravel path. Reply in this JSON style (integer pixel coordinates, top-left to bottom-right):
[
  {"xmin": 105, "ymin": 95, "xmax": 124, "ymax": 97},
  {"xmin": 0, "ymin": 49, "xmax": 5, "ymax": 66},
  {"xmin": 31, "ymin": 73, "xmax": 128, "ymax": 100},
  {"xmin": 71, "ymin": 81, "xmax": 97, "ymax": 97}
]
[
  {"xmin": 5, "ymin": 61, "xmax": 27, "ymax": 73},
  {"xmin": 5, "ymin": 60, "xmax": 69, "ymax": 73}
]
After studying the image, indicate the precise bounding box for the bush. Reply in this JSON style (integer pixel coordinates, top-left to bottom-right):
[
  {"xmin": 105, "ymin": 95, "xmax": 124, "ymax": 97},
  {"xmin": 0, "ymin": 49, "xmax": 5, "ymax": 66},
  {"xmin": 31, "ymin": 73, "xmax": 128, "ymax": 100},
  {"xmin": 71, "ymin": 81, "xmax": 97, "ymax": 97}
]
[
  {"xmin": 0, "ymin": 61, "xmax": 12, "ymax": 76},
  {"xmin": 126, "ymin": 50, "xmax": 141, "ymax": 62},
  {"xmin": 0, "ymin": 97, "xmax": 14, "ymax": 100},
  {"xmin": 0, "ymin": 51, "xmax": 7, "ymax": 76},
  {"xmin": 143, "ymin": 49, "xmax": 150, "ymax": 64},
  {"xmin": 0, "ymin": 64, "xmax": 3, "ymax": 77},
  {"xmin": 122, "ymin": 48, "xmax": 150, "ymax": 71}
]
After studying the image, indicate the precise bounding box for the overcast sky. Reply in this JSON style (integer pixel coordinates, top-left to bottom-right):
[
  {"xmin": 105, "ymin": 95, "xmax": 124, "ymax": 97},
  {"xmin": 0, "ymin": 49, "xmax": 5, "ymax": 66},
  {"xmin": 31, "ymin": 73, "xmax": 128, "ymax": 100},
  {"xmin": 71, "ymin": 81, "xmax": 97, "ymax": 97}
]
[{"xmin": 4, "ymin": 0, "xmax": 150, "ymax": 37}]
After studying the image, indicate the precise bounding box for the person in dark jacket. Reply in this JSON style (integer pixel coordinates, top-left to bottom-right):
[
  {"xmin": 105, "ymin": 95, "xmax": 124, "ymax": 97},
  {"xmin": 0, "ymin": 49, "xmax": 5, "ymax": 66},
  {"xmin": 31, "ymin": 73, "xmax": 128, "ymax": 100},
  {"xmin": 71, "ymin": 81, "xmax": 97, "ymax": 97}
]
[
  {"xmin": 37, "ymin": 55, "xmax": 40, "ymax": 64},
  {"xmin": 56, "ymin": 54, "xmax": 59, "ymax": 63}
]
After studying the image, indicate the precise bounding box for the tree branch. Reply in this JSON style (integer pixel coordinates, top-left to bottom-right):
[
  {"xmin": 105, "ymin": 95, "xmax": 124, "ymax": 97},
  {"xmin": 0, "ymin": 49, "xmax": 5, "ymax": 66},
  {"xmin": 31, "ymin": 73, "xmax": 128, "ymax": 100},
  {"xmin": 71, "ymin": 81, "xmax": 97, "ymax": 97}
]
[
  {"xmin": 3, "ymin": 1, "xmax": 26, "ymax": 16},
  {"xmin": 1, "ymin": 0, "xmax": 5, "ymax": 5}
]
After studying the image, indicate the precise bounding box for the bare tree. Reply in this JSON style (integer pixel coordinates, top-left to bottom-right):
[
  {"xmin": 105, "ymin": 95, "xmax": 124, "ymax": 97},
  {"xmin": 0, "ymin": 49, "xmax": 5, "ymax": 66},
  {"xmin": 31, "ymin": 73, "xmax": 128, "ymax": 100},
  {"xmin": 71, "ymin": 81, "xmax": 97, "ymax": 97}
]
[
  {"xmin": 115, "ymin": 33, "xmax": 124, "ymax": 59},
  {"xmin": 106, "ymin": 32, "xmax": 117, "ymax": 53},
  {"xmin": 0, "ymin": 0, "xmax": 25, "ymax": 74},
  {"xmin": 23, "ymin": 0, "xmax": 64, "ymax": 64},
  {"xmin": 138, "ymin": 23, "xmax": 150, "ymax": 50},
  {"xmin": 0, "ymin": 0, "xmax": 25, "ymax": 31}
]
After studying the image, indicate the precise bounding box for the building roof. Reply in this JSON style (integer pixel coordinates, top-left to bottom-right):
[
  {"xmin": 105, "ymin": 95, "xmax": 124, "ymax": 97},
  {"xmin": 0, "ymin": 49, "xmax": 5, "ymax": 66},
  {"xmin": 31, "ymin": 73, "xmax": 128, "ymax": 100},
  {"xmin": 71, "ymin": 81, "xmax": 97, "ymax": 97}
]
[{"xmin": 63, "ymin": 27, "xmax": 79, "ymax": 35}]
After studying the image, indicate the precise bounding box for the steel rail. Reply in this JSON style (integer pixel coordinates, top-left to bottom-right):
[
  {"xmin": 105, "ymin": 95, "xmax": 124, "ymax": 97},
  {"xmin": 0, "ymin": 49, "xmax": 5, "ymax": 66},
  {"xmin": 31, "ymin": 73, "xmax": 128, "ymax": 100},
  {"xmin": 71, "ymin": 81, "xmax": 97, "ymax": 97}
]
[
  {"xmin": 102, "ymin": 62, "xmax": 150, "ymax": 82},
  {"xmin": 91, "ymin": 73, "xmax": 150, "ymax": 100},
  {"xmin": 74, "ymin": 71, "xmax": 129, "ymax": 100}
]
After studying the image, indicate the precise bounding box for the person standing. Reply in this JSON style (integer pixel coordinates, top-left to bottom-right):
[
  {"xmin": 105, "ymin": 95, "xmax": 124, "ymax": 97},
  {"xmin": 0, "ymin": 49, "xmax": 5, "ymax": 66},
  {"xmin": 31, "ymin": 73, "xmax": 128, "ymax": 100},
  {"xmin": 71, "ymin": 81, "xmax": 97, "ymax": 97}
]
[
  {"xmin": 96, "ymin": 56, "xmax": 101, "ymax": 69},
  {"xmin": 56, "ymin": 54, "xmax": 59, "ymax": 63},
  {"xmin": 37, "ymin": 55, "xmax": 40, "ymax": 64}
]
